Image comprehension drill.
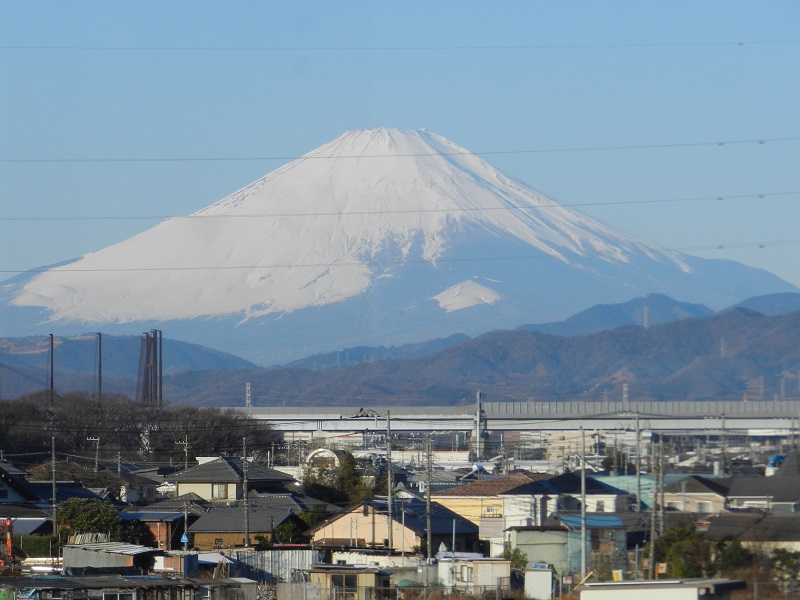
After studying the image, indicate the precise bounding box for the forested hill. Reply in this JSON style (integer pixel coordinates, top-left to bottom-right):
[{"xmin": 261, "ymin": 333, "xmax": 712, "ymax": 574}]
[{"xmin": 163, "ymin": 308, "xmax": 800, "ymax": 406}]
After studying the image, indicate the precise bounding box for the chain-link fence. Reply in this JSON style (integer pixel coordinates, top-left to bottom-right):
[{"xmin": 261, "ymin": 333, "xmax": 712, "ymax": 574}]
[{"xmin": 268, "ymin": 583, "xmax": 516, "ymax": 600}]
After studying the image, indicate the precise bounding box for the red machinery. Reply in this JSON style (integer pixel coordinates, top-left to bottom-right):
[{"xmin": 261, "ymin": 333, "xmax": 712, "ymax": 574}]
[{"xmin": 0, "ymin": 518, "xmax": 17, "ymax": 574}]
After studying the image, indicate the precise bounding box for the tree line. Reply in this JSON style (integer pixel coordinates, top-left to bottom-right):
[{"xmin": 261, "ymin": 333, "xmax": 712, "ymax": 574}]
[{"xmin": 0, "ymin": 391, "xmax": 279, "ymax": 467}]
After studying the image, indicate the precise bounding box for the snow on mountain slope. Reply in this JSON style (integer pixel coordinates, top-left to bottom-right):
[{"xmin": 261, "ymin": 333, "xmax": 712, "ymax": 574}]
[
  {"xmin": 12, "ymin": 128, "xmax": 689, "ymax": 324},
  {"xmin": 432, "ymin": 280, "xmax": 503, "ymax": 312},
  {"xmin": 5, "ymin": 128, "xmax": 797, "ymax": 364}
]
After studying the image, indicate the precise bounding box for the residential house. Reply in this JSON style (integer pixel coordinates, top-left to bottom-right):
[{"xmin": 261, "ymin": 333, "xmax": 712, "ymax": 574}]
[
  {"xmin": 544, "ymin": 473, "xmax": 631, "ymax": 514},
  {"xmin": 172, "ymin": 457, "xmax": 293, "ymax": 502},
  {"xmin": 0, "ymin": 461, "xmax": 38, "ymax": 504},
  {"xmin": 508, "ymin": 514, "xmax": 640, "ymax": 577},
  {"xmin": 28, "ymin": 480, "xmax": 109, "ymax": 507},
  {"xmin": 706, "ymin": 512, "xmax": 800, "ymax": 554},
  {"xmin": 188, "ymin": 505, "xmax": 307, "ymax": 550},
  {"xmin": 436, "ymin": 552, "xmax": 511, "ymax": 596},
  {"xmin": 663, "ymin": 475, "xmax": 730, "ymax": 513},
  {"xmin": 431, "ymin": 470, "xmax": 631, "ymax": 558},
  {"xmin": 0, "ymin": 504, "xmax": 50, "ymax": 535},
  {"xmin": 136, "ymin": 492, "xmax": 211, "ymax": 515},
  {"xmin": 727, "ymin": 475, "xmax": 800, "ymax": 513},
  {"xmin": 306, "ymin": 563, "xmax": 391, "ymax": 600},
  {"xmin": 119, "ymin": 511, "xmax": 187, "ymax": 551},
  {"xmin": 308, "ymin": 497, "xmax": 479, "ymax": 554},
  {"xmin": 432, "ymin": 472, "xmax": 546, "ymax": 527},
  {"xmin": 247, "ymin": 490, "xmax": 340, "ymax": 517}
]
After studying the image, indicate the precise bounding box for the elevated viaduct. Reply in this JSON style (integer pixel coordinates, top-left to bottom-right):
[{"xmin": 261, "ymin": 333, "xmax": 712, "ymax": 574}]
[{"xmin": 238, "ymin": 400, "xmax": 800, "ymax": 440}]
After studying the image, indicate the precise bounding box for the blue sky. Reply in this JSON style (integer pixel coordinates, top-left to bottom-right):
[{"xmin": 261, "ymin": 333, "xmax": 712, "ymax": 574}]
[{"xmin": 2, "ymin": 2, "xmax": 799, "ymax": 288}]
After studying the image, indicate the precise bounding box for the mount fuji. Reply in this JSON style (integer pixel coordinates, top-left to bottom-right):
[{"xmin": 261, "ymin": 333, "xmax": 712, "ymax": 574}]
[{"xmin": 3, "ymin": 128, "xmax": 796, "ymax": 365}]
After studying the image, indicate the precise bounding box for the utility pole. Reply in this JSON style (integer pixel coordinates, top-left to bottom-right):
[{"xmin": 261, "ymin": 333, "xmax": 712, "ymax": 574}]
[
  {"xmin": 635, "ymin": 413, "xmax": 641, "ymax": 513},
  {"xmin": 51, "ymin": 436, "xmax": 57, "ymax": 534},
  {"xmin": 183, "ymin": 499, "xmax": 189, "ymax": 553},
  {"xmin": 176, "ymin": 434, "xmax": 189, "ymax": 470},
  {"xmin": 243, "ymin": 437, "xmax": 250, "ymax": 548},
  {"xmin": 649, "ymin": 434, "xmax": 658, "ymax": 580},
  {"xmin": 580, "ymin": 427, "xmax": 587, "ymax": 579},
  {"xmin": 658, "ymin": 438, "xmax": 665, "ymax": 539},
  {"xmin": 97, "ymin": 332, "xmax": 102, "ymax": 403},
  {"xmin": 386, "ymin": 411, "xmax": 393, "ymax": 550},
  {"xmin": 426, "ymin": 437, "xmax": 433, "ymax": 560},
  {"xmin": 87, "ymin": 437, "xmax": 100, "ymax": 472},
  {"xmin": 721, "ymin": 414, "xmax": 727, "ymax": 476},
  {"xmin": 475, "ymin": 391, "xmax": 482, "ymax": 460},
  {"xmin": 49, "ymin": 334, "xmax": 54, "ymax": 407}
]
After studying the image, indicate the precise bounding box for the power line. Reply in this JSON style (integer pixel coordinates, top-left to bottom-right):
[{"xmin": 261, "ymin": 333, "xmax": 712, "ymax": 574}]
[
  {"xmin": 2, "ymin": 236, "xmax": 798, "ymax": 275},
  {"xmin": 2, "ymin": 136, "xmax": 797, "ymax": 164},
  {"xmin": 2, "ymin": 40, "xmax": 797, "ymax": 52},
  {"xmin": 1, "ymin": 191, "xmax": 796, "ymax": 222}
]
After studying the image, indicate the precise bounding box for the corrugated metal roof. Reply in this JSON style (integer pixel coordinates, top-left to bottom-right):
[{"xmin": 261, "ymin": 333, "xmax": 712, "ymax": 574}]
[{"xmin": 63, "ymin": 542, "xmax": 161, "ymax": 556}]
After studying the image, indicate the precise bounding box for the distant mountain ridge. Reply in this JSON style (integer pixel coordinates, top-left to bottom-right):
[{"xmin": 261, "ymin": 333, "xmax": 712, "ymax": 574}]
[
  {"xmin": 517, "ymin": 293, "xmax": 714, "ymax": 336},
  {"xmin": 157, "ymin": 306, "xmax": 800, "ymax": 406},
  {"xmin": 3, "ymin": 292, "xmax": 799, "ymax": 404},
  {"xmin": 0, "ymin": 335, "xmax": 258, "ymax": 400}
]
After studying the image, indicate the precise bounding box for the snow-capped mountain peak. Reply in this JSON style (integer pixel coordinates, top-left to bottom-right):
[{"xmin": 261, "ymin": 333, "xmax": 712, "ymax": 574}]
[{"xmin": 7, "ymin": 128, "xmax": 795, "ymax": 363}]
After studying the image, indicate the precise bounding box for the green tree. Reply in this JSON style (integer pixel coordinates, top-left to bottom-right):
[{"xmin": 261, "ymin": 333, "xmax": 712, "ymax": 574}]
[
  {"xmin": 57, "ymin": 499, "xmax": 155, "ymax": 546},
  {"xmin": 58, "ymin": 499, "xmax": 121, "ymax": 537},
  {"xmin": 272, "ymin": 520, "xmax": 304, "ymax": 544},
  {"xmin": 499, "ymin": 547, "xmax": 529, "ymax": 571},
  {"xmin": 302, "ymin": 451, "xmax": 372, "ymax": 504},
  {"xmin": 771, "ymin": 548, "xmax": 800, "ymax": 590},
  {"xmin": 711, "ymin": 537, "xmax": 752, "ymax": 575},
  {"xmin": 654, "ymin": 520, "xmax": 709, "ymax": 578},
  {"xmin": 298, "ymin": 505, "xmax": 331, "ymax": 528}
]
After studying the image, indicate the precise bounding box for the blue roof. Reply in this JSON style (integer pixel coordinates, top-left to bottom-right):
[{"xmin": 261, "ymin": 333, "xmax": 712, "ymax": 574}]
[{"xmin": 559, "ymin": 515, "xmax": 626, "ymax": 529}]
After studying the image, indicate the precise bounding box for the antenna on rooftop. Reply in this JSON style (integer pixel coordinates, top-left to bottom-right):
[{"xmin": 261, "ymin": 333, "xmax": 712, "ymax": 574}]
[{"xmin": 245, "ymin": 383, "xmax": 252, "ymax": 408}]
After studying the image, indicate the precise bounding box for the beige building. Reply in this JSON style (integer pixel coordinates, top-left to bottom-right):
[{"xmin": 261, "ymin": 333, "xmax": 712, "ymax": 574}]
[
  {"xmin": 663, "ymin": 475, "xmax": 729, "ymax": 513},
  {"xmin": 432, "ymin": 472, "xmax": 546, "ymax": 525},
  {"xmin": 307, "ymin": 564, "xmax": 391, "ymax": 600},
  {"xmin": 172, "ymin": 457, "xmax": 293, "ymax": 502},
  {"xmin": 309, "ymin": 497, "xmax": 479, "ymax": 554}
]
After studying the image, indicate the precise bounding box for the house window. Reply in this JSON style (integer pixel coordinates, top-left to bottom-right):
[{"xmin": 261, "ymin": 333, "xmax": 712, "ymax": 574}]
[
  {"xmin": 103, "ymin": 594, "xmax": 134, "ymax": 600},
  {"xmin": 212, "ymin": 483, "xmax": 227, "ymax": 499},
  {"xmin": 596, "ymin": 501, "xmax": 605, "ymax": 512},
  {"xmin": 697, "ymin": 501, "xmax": 712, "ymax": 513},
  {"xmin": 459, "ymin": 565, "xmax": 473, "ymax": 582},
  {"xmin": 667, "ymin": 501, "xmax": 681, "ymax": 510},
  {"xmin": 331, "ymin": 574, "xmax": 357, "ymax": 594}
]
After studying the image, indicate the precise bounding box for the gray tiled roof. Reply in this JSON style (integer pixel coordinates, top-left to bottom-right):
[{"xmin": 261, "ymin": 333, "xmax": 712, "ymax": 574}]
[
  {"xmin": 172, "ymin": 458, "xmax": 293, "ymax": 484},
  {"xmin": 188, "ymin": 506, "xmax": 298, "ymax": 533},
  {"xmin": 728, "ymin": 475, "xmax": 800, "ymax": 502},
  {"xmin": 663, "ymin": 475, "xmax": 730, "ymax": 497},
  {"xmin": 0, "ymin": 460, "xmax": 29, "ymax": 479},
  {"xmin": 248, "ymin": 492, "xmax": 340, "ymax": 515},
  {"xmin": 706, "ymin": 513, "xmax": 800, "ymax": 542}
]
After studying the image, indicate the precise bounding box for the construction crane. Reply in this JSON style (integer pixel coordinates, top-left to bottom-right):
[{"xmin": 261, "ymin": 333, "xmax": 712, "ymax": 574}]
[{"xmin": 0, "ymin": 518, "xmax": 19, "ymax": 574}]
